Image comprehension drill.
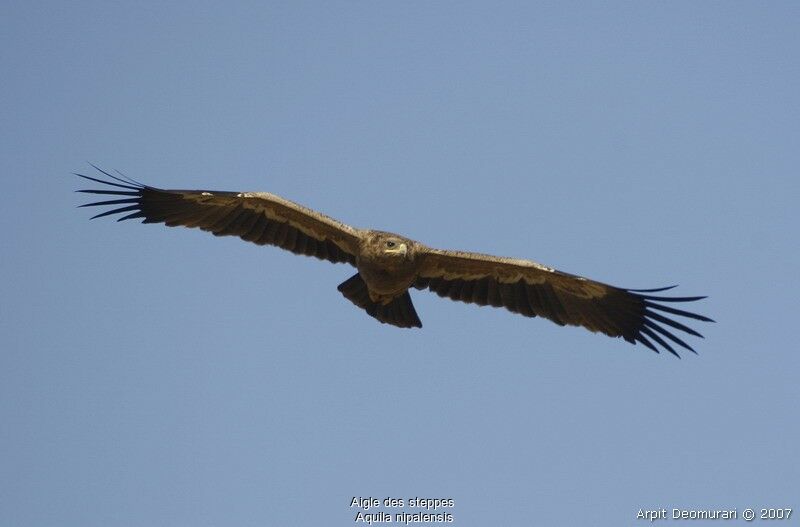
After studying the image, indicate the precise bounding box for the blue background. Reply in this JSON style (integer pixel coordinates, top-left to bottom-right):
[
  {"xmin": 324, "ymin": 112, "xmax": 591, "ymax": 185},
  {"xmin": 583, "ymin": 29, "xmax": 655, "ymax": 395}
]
[{"xmin": 2, "ymin": 2, "xmax": 798, "ymax": 525}]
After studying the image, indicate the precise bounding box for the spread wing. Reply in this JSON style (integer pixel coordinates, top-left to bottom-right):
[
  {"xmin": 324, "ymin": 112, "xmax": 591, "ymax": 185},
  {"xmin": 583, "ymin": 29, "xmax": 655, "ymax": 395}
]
[
  {"xmin": 415, "ymin": 248, "xmax": 712, "ymax": 357},
  {"xmin": 76, "ymin": 166, "xmax": 361, "ymax": 265}
]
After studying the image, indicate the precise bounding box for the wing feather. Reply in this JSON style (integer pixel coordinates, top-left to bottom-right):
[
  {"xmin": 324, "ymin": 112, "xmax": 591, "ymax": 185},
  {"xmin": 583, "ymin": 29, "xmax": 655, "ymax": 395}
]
[
  {"xmin": 416, "ymin": 248, "xmax": 712, "ymax": 357},
  {"xmin": 76, "ymin": 167, "xmax": 361, "ymax": 266}
]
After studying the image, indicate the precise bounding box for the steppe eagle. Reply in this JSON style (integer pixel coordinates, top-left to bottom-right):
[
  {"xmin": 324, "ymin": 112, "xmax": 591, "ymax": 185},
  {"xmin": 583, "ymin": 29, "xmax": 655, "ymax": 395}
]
[{"xmin": 76, "ymin": 166, "xmax": 712, "ymax": 357}]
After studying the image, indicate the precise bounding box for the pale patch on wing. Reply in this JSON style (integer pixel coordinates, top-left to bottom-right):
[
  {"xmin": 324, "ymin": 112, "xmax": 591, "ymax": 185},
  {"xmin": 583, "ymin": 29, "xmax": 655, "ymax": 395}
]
[
  {"xmin": 182, "ymin": 190, "xmax": 363, "ymax": 255},
  {"xmin": 419, "ymin": 247, "xmax": 611, "ymax": 299},
  {"xmin": 240, "ymin": 192, "xmax": 360, "ymax": 238},
  {"xmin": 420, "ymin": 249, "xmax": 555, "ymax": 282}
]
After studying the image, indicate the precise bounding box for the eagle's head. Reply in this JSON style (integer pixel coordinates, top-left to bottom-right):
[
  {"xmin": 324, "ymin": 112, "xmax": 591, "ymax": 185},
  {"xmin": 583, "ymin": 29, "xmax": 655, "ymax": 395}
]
[
  {"xmin": 365, "ymin": 231, "xmax": 414, "ymax": 261},
  {"xmin": 382, "ymin": 236, "xmax": 408, "ymax": 257}
]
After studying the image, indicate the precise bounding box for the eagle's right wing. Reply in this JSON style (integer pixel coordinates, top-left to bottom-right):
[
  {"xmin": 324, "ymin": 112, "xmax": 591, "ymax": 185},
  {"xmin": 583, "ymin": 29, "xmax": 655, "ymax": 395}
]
[{"xmin": 76, "ymin": 166, "xmax": 362, "ymax": 266}]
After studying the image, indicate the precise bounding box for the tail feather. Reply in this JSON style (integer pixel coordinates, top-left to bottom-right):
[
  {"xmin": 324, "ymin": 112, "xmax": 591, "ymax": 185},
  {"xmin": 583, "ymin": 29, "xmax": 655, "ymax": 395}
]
[{"xmin": 337, "ymin": 273, "xmax": 422, "ymax": 328}]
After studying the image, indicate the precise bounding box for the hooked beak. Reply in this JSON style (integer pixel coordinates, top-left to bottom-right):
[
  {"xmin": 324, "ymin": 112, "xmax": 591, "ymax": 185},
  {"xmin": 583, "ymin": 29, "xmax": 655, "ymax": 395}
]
[{"xmin": 386, "ymin": 243, "xmax": 408, "ymax": 257}]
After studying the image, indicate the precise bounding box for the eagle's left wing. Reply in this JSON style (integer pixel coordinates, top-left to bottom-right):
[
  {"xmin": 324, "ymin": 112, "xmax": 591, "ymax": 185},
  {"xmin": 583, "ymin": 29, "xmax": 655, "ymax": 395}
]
[{"xmin": 415, "ymin": 248, "xmax": 712, "ymax": 357}]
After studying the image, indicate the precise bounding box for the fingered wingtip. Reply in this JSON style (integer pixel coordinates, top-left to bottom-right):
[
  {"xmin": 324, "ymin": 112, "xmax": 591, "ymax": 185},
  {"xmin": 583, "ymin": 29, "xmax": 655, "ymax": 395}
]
[{"xmin": 628, "ymin": 283, "xmax": 712, "ymax": 357}]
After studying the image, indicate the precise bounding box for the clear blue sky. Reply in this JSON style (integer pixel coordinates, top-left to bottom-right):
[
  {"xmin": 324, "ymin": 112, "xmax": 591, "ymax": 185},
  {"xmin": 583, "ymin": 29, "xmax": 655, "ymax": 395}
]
[{"xmin": 1, "ymin": 2, "xmax": 798, "ymax": 525}]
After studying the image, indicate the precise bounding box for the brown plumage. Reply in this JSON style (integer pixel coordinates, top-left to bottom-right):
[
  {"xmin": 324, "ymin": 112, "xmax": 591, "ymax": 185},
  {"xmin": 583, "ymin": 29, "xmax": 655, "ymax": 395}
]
[{"xmin": 76, "ymin": 166, "xmax": 712, "ymax": 357}]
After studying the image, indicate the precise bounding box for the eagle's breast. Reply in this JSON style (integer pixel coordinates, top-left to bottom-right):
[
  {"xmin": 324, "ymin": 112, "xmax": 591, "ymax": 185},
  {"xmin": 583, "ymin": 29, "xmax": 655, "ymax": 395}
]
[{"xmin": 356, "ymin": 231, "xmax": 421, "ymax": 304}]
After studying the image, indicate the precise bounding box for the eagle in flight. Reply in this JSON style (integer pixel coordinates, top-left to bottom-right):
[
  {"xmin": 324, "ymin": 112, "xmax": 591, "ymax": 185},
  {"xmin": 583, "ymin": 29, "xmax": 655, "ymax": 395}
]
[{"xmin": 76, "ymin": 166, "xmax": 711, "ymax": 357}]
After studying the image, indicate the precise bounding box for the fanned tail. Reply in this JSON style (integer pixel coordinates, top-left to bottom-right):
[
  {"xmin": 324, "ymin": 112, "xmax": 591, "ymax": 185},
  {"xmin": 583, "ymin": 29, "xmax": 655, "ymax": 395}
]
[{"xmin": 337, "ymin": 273, "xmax": 422, "ymax": 329}]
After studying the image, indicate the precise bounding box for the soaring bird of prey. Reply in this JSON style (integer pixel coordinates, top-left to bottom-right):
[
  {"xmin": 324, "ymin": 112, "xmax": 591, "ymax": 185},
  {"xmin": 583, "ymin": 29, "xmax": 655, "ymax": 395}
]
[{"xmin": 76, "ymin": 166, "xmax": 712, "ymax": 357}]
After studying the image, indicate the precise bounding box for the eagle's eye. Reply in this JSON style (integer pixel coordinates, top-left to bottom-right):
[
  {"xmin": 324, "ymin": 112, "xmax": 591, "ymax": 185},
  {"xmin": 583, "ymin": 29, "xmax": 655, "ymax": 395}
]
[{"xmin": 386, "ymin": 241, "xmax": 396, "ymax": 248}]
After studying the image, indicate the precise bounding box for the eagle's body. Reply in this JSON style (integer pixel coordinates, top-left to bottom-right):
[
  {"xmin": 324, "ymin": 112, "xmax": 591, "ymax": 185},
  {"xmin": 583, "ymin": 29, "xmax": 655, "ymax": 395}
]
[
  {"xmin": 77, "ymin": 166, "xmax": 712, "ymax": 357},
  {"xmin": 357, "ymin": 231, "xmax": 420, "ymax": 302}
]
